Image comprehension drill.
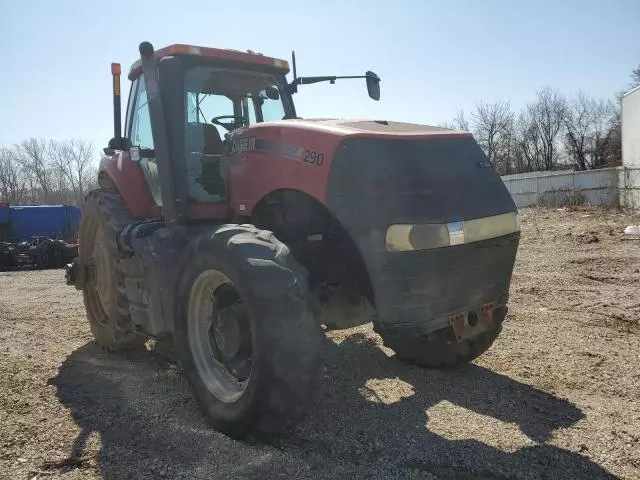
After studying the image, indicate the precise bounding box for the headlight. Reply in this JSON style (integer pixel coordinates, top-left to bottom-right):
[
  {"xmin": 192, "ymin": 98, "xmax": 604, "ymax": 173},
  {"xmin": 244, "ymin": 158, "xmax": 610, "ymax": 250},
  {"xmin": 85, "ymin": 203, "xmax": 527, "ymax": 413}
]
[{"xmin": 385, "ymin": 212, "xmax": 520, "ymax": 252}]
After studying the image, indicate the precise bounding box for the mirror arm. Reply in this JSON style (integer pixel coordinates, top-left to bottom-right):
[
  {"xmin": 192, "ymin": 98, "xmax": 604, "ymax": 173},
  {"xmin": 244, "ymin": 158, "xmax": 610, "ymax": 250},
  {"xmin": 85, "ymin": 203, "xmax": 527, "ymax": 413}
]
[
  {"xmin": 287, "ymin": 72, "xmax": 381, "ymax": 100},
  {"xmin": 289, "ymin": 74, "xmax": 365, "ymax": 89}
]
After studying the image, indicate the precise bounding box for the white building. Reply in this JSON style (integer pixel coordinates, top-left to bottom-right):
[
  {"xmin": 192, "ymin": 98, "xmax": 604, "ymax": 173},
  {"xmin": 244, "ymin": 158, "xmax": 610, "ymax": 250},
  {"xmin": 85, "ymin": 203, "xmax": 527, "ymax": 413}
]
[{"xmin": 620, "ymin": 86, "xmax": 640, "ymax": 209}]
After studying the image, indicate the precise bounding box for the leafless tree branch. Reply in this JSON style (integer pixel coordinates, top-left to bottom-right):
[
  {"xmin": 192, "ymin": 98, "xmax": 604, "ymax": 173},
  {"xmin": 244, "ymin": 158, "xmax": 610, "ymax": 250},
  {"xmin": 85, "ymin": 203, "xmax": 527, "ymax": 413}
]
[{"xmin": 0, "ymin": 138, "xmax": 97, "ymax": 206}]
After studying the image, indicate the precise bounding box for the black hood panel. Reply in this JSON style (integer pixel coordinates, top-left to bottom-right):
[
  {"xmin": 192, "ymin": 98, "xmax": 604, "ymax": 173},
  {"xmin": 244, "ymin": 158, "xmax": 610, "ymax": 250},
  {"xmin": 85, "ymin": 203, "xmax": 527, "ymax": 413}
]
[
  {"xmin": 325, "ymin": 135, "xmax": 519, "ymax": 331},
  {"xmin": 326, "ymin": 136, "xmax": 517, "ymax": 228}
]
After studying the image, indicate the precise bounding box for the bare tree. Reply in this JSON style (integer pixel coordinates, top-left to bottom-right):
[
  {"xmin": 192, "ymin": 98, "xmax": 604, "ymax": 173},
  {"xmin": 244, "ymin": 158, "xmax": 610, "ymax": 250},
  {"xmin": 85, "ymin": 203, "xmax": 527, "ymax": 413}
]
[
  {"xmin": 0, "ymin": 147, "xmax": 28, "ymax": 204},
  {"xmin": 525, "ymin": 87, "xmax": 567, "ymax": 171},
  {"xmin": 563, "ymin": 92, "xmax": 614, "ymax": 170},
  {"xmin": 597, "ymin": 105, "xmax": 622, "ymax": 168},
  {"xmin": 630, "ymin": 65, "xmax": 640, "ymax": 89},
  {"xmin": 440, "ymin": 84, "xmax": 623, "ymax": 174},
  {"xmin": 452, "ymin": 109, "xmax": 470, "ymax": 131},
  {"xmin": 514, "ymin": 109, "xmax": 544, "ymax": 172},
  {"xmin": 50, "ymin": 164, "xmax": 72, "ymax": 204},
  {"xmin": 1, "ymin": 137, "xmax": 98, "ymax": 206},
  {"xmin": 50, "ymin": 139, "xmax": 95, "ymax": 205},
  {"xmin": 470, "ymin": 100, "xmax": 514, "ymax": 174},
  {"xmin": 68, "ymin": 139, "xmax": 95, "ymax": 198},
  {"xmin": 438, "ymin": 110, "xmax": 470, "ymax": 132},
  {"xmin": 495, "ymin": 114, "xmax": 517, "ymax": 175},
  {"xmin": 14, "ymin": 138, "xmax": 52, "ymax": 203}
]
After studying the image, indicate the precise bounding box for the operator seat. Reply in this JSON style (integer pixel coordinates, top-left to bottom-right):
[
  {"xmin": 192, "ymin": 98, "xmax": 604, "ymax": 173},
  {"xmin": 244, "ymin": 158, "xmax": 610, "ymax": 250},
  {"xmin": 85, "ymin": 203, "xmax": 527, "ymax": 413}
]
[
  {"xmin": 143, "ymin": 123, "xmax": 227, "ymax": 205},
  {"xmin": 202, "ymin": 123, "xmax": 224, "ymax": 155},
  {"xmin": 190, "ymin": 123, "xmax": 226, "ymax": 201}
]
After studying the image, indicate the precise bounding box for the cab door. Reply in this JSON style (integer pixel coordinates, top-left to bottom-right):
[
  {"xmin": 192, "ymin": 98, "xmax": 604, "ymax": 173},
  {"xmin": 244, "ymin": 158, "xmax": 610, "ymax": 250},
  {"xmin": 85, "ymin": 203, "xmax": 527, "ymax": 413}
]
[{"xmin": 128, "ymin": 77, "xmax": 163, "ymax": 206}]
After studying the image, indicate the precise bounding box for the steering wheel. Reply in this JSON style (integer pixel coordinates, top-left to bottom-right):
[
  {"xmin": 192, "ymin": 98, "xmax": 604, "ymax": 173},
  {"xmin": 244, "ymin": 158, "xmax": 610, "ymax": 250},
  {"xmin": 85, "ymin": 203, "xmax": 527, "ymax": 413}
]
[{"xmin": 211, "ymin": 115, "xmax": 242, "ymax": 131}]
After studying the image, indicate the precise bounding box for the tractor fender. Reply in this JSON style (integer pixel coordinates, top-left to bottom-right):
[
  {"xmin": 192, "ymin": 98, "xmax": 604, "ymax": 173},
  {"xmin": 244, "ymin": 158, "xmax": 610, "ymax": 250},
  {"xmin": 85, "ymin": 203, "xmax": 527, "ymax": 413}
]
[
  {"xmin": 98, "ymin": 152, "xmax": 156, "ymax": 219},
  {"xmin": 250, "ymin": 188, "xmax": 376, "ymax": 309}
]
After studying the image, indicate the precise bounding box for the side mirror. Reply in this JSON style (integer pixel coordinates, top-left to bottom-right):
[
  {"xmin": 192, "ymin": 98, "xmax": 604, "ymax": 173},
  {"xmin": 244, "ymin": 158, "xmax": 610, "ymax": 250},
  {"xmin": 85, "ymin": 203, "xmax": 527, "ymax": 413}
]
[
  {"xmin": 365, "ymin": 71, "xmax": 381, "ymax": 101},
  {"xmin": 130, "ymin": 146, "xmax": 141, "ymax": 163},
  {"xmin": 104, "ymin": 137, "xmax": 130, "ymax": 155},
  {"xmin": 264, "ymin": 86, "xmax": 280, "ymax": 100},
  {"xmin": 107, "ymin": 136, "xmax": 130, "ymax": 152}
]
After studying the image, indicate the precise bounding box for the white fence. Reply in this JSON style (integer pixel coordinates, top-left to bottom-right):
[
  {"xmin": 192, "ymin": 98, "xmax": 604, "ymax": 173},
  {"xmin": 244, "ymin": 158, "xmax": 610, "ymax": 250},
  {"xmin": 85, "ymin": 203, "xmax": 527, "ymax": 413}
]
[{"xmin": 500, "ymin": 167, "xmax": 640, "ymax": 209}]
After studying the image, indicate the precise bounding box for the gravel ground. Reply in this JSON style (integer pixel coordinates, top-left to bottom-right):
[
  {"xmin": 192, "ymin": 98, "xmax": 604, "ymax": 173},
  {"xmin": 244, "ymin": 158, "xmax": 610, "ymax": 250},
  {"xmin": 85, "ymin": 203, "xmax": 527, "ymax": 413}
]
[{"xmin": 1, "ymin": 207, "xmax": 639, "ymax": 480}]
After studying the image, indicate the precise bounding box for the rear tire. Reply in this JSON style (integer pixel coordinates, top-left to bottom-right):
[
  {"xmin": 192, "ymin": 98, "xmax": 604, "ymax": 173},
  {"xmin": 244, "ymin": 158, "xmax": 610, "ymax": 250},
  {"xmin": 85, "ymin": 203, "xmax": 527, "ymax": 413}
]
[
  {"xmin": 78, "ymin": 189, "xmax": 145, "ymax": 352},
  {"xmin": 174, "ymin": 224, "xmax": 323, "ymax": 437},
  {"xmin": 378, "ymin": 307, "xmax": 506, "ymax": 368}
]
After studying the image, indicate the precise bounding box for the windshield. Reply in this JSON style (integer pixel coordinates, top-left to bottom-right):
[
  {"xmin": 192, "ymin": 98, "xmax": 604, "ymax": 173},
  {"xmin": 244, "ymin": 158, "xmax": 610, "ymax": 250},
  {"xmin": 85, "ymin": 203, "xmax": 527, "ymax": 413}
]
[
  {"xmin": 184, "ymin": 66, "xmax": 289, "ymax": 138},
  {"xmin": 182, "ymin": 66, "xmax": 291, "ymax": 205}
]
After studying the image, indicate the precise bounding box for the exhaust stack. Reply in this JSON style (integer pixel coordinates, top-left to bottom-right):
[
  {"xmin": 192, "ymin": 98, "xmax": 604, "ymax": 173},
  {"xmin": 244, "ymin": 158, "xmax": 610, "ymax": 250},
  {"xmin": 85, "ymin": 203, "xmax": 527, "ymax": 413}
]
[{"xmin": 111, "ymin": 63, "xmax": 122, "ymax": 142}]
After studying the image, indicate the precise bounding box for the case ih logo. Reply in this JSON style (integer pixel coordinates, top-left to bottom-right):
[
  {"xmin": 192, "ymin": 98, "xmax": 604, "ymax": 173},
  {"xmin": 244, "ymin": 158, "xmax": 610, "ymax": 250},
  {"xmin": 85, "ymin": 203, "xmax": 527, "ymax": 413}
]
[
  {"xmin": 227, "ymin": 136, "xmax": 325, "ymax": 167},
  {"xmin": 228, "ymin": 136, "xmax": 256, "ymax": 155}
]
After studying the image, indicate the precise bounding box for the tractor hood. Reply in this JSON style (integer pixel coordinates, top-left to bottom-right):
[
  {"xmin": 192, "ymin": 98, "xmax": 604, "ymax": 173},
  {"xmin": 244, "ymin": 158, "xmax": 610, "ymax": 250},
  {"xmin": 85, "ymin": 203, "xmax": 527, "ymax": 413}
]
[
  {"xmin": 248, "ymin": 118, "xmax": 465, "ymax": 139},
  {"xmin": 230, "ymin": 117, "xmax": 517, "ymax": 227}
]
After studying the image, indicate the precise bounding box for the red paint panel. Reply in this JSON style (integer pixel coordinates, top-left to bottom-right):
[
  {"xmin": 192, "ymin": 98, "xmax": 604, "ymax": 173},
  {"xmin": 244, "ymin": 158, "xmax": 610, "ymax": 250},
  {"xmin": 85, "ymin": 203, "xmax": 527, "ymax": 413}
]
[
  {"xmin": 227, "ymin": 126, "xmax": 343, "ymax": 215},
  {"xmin": 100, "ymin": 153, "xmax": 232, "ymax": 221},
  {"xmin": 128, "ymin": 45, "xmax": 288, "ymax": 80},
  {"xmin": 99, "ymin": 153, "xmax": 156, "ymax": 219}
]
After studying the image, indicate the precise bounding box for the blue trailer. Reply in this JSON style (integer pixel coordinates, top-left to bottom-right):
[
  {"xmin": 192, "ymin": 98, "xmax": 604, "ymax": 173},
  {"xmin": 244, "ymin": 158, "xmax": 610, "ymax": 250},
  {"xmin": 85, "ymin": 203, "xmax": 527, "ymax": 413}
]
[
  {"xmin": 1, "ymin": 204, "xmax": 81, "ymax": 241},
  {"xmin": 0, "ymin": 204, "xmax": 80, "ymax": 270}
]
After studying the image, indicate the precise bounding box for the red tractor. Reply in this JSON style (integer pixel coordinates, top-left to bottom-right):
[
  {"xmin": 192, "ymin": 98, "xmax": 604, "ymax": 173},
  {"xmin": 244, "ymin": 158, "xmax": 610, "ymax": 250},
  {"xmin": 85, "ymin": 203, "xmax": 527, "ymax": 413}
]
[{"xmin": 66, "ymin": 42, "xmax": 520, "ymax": 437}]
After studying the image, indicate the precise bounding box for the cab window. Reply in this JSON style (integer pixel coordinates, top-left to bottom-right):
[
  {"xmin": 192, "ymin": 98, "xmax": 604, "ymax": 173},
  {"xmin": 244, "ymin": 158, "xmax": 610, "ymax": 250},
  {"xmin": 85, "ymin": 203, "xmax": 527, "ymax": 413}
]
[
  {"xmin": 128, "ymin": 78, "xmax": 162, "ymax": 206},
  {"xmin": 130, "ymin": 80, "xmax": 154, "ymax": 149}
]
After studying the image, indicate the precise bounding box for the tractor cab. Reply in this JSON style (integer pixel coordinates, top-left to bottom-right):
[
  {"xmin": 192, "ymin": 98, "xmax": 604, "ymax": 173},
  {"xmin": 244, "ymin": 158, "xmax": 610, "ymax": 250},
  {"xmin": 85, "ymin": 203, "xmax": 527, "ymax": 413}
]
[
  {"xmin": 104, "ymin": 43, "xmax": 379, "ymax": 223},
  {"xmin": 107, "ymin": 45, "xmax": 295, "ymax": 217}
]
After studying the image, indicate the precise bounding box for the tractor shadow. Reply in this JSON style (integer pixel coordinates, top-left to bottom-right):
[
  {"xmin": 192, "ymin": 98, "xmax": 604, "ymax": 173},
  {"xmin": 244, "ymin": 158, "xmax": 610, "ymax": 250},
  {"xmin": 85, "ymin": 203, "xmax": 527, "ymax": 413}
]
[
  {"xmin": 50, "ymin": 342, "xmax": 305, "ymax": 479},
  {"xmin": 290, "ymin": 333, "xmax": 615, "ymax": 479},
  {"xmin": 51, "ymin": 334, "xmax": 616, "ymax": 479}
]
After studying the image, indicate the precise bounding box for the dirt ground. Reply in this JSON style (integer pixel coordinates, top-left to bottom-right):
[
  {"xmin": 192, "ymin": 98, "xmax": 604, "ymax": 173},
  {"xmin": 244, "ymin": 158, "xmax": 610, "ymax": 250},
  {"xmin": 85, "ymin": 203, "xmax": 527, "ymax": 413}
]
[{"xmin": 1, "ymin": 207, "xmax": 639, "ymax": 480}]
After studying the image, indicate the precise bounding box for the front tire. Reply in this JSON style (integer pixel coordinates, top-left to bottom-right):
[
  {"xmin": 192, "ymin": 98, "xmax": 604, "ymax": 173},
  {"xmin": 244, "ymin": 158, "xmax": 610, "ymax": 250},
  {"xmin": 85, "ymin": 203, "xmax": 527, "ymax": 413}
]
[
  {"xmin": 78, "ymin": 189, "xmax": 145, "ymax": 351},
  {"xmin": 174, "ymin": 225, "xmax": 323, "ymax": 437}
]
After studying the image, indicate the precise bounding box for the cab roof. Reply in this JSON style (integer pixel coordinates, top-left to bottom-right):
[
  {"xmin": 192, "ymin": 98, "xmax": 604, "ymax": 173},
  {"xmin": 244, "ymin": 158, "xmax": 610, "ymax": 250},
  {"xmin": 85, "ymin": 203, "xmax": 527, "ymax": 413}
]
[{"xmin": 127, "ymin": 44, "xmax": 290, "ymax": 80}]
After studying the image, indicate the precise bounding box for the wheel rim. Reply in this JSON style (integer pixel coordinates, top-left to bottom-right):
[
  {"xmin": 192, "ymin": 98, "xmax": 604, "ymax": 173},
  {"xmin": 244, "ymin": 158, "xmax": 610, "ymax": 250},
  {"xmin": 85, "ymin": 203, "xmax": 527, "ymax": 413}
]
[
  {"xmin": 93, "ymin": 228, "xmax": 113, "ymax": 310},
  {"xmin": 83, "ymin": 219, "xmax": 112, "ymax": 327},
  {"xmin": 187, "ymin": 269, "xmax": 252, "ymax": 403}
]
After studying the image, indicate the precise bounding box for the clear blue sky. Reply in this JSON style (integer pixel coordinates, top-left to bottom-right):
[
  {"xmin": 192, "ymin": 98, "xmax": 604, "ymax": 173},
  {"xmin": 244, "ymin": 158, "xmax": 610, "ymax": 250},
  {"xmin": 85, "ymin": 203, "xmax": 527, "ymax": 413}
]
[{"xmin": 1, "ymin": 0, "xmax": 638, "ymax": 155}]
